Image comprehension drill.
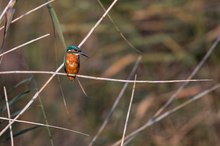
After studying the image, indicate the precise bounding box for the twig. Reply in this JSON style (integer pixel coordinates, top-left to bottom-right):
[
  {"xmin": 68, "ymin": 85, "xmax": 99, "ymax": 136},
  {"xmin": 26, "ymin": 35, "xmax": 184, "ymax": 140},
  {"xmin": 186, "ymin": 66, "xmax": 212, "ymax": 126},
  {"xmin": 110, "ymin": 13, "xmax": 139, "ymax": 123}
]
[
  {"xmin": 0, "ymin": 116, "xmax": 89, "ymax": 136},
  {"xmin": 0, "ymin": 0, "xmax": 13, "ymax": 21},
  {"xmin": 76, "ymin": 77, "xmax": 88, "ymax": 97},
  {"xmin": 88, "ymin": 56, "xmax": 141, "ymax": 146},
  {"xmin": 78, "ymin": 0, "xmax": 118, "ymax": 48},
  {"xmin": 0, "ymin": 65, "xmax": 63, "ymax": 136},
  {"xmin": 152, "ymin": 36, "xmax": 220, "ymax": 118},
  {"xmin": 0, "ymin": 34, "xmax": 50, "ymax": 57},
  {"xmin": 3, "ymin": 86, "xmax": 14, "ymax": 146},
  {"xmin": 120, "ymin": 75, "xmax": 137, "ymax": 146},
  {"xmin": 96, "ymin": 0, "xmax": 142, "ymax": 54},
  {"xmin": 0, "ymin": 70, "xmax": 211, "ymax": 83},
  {"xmin": 0, "ymin": 0, "xmax": 55, "ymax": 31},
  {"xmin": 110, "ymin": 84, "xmax": 220, "ymax": 146}
]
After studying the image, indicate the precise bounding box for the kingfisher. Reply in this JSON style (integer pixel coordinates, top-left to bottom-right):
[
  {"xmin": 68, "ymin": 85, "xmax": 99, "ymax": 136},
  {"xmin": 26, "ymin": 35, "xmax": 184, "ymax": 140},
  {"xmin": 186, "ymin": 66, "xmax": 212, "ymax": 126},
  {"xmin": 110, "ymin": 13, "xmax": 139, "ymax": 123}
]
[{"xmin": 64, "ymin": 45, "xmax": 88, "ymax": 81}]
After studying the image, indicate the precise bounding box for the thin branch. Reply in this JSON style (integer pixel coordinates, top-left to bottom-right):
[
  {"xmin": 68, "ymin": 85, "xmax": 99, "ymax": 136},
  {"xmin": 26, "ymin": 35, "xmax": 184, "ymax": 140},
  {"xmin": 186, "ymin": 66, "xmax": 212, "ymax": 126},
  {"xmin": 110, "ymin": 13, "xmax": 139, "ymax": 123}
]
[
  {"xmin": 3, "ymin": 86, "xmax": 14, "ymax": 146},
  {"xmin": 96, "ymin": 0, "xmax": 142, "ymax": 54},
  {"xmin": 0, "ymin": 0, "xmax": 13, "ymax": 21},
  {"xmin": 110, "ymin": 83, "xmax": 220, "ymax": 146},
  {"xmin": 0, "ymin": 0, "xmax": 55, "ymax": 31},
  {"xmin": 88, "ymin": 56, "xmax": 141, "ymax": 146},
  {"xmin": 0, "ymin": 116, "xmax": 89, "ymax": 136},
  {"xmin": 78, "ymin": 0, "xmax": 118, "ymax": 48},
  {"xmin": 0, "ymin": 34, "xmax": 50, "ymax": 57},
  {"xmin": 0, "ymin": 65, "xmax": 63, "ymax": 136},
  {"xmin": 0, "ymin": 0, "xmax": 118, "ymax": 136},
  {"xmin": 0, "ymin": 70, "xmax": 211, "ymax": 83},
  {"xmin": 76, "ymin": 77, "xmax": 88, "ymax": 97},
  {"xmin": 121, "ymin": 75, "xmax": 137, "ymax": 146},
  {"xmin": 152, "ymin": 36, "xmax": 220, "ymax": 118}
]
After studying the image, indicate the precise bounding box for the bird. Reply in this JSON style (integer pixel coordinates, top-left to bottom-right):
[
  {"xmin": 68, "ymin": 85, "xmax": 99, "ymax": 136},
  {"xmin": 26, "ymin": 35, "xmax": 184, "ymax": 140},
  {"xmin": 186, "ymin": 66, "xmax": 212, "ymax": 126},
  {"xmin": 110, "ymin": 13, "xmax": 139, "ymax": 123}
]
[{"xmin": 64, "ymin": 45, "xmax": 88, "ymax": 81}]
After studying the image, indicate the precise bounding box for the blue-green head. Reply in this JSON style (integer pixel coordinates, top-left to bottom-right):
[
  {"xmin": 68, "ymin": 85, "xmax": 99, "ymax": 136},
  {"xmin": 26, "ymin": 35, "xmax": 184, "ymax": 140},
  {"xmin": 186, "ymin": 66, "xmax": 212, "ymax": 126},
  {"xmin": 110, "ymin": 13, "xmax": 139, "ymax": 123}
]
[{"xmin": 66, "ymin": 45, "xmax": 88, "ymax": 57}]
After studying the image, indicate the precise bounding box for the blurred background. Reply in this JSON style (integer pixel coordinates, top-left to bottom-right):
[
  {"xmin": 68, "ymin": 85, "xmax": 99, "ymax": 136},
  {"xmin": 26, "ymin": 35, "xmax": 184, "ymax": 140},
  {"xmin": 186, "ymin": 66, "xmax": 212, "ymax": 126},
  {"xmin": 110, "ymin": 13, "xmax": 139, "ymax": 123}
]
[{"xmin": 0, "ymin": 0, "xmax": 220, "ymax": 145}]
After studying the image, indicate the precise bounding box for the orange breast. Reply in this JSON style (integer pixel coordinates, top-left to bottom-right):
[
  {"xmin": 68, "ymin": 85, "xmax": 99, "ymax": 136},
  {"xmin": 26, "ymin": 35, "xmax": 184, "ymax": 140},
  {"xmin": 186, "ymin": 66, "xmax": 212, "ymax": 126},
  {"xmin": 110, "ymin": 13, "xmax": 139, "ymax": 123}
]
[{"xmin": 65, "ymin": 53, "xmax": 79, "ymax": 80}]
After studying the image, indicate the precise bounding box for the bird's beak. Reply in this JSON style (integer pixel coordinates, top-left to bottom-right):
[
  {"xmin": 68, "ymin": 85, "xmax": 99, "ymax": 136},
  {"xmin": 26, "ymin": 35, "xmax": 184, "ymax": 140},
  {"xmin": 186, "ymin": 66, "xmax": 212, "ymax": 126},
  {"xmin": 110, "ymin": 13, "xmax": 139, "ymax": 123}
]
[{"xmin": 79, "ymin": 50, "xmax": 89, "ymax": 58}]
